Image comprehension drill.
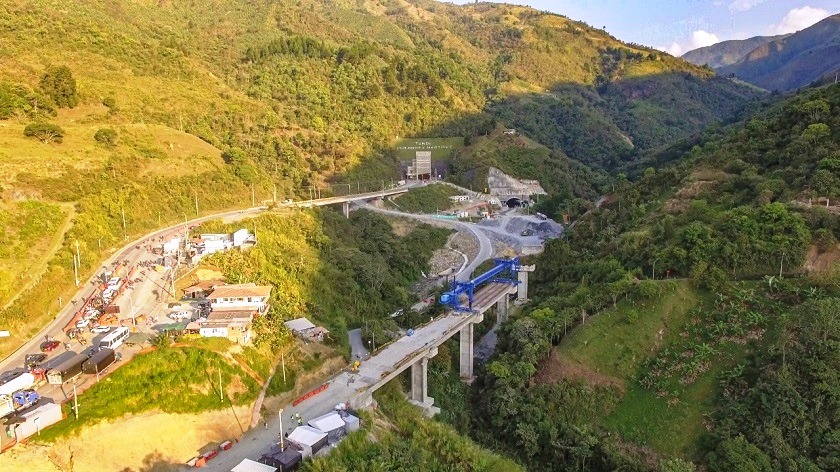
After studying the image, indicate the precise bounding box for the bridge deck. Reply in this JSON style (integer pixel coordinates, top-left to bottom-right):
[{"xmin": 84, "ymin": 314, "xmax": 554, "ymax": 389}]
[{"xmin": 473, "ymin": 282, "xmax": 517, "ymax": 311}]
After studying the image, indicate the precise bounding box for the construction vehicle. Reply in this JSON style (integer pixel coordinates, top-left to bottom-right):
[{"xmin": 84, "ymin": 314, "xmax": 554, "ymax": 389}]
[
  {"xmin": 440, "ymin": 258, "xmax": 520, "ymax": 312},
  {"xmin": 0, "ymin": 390, "xmax": 40, "ymax": 419}
]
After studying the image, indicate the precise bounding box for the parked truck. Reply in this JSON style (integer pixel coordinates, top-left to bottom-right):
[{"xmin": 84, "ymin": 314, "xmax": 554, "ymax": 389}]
[
  {"xmin": 47, "ymin": 353, "xmax": 88, "ymax": 385},
  {"xmin": 0, "ymin": 372, "xmax": 35, "ymax": 398},
  {"xmin": 82, "ymin": 348, "xmax": 115, "ymax": 375},
  {"xmin": 0, "ymin": 390, "xmax": 40, "ymax": 418}
]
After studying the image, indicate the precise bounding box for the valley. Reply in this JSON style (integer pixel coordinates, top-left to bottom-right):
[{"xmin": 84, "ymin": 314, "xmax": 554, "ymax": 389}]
[{"xmin": 0, "ymin": 1, "xmax": 838, "ymax": 471}]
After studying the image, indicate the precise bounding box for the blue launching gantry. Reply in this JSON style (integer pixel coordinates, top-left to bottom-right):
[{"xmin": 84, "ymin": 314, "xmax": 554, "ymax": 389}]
[{"xmin": 439, "ymin": 257, "xmax": 520, "ymax": 312}]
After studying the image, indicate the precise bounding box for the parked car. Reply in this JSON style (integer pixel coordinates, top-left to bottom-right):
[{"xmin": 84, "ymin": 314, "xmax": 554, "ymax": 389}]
[
  {"xmin": 24, "ymin": 353, "xmax": 47, "ymax": 369},
  {"xmin": 76, "ymin": 319, "xmax": 90, "ymax": 328},
  {"xmin": 283, "ymin": 199, "xmax": 294, "ymax": 204},
  {"xmin": 90, "ymin": 326, "xmax": 111, "ymax": 334},
  {"xmin": 169, "ymin": 310, "xmax": 192, "ymax": 320},
  {"xmin": 40, "ymin": 340, "xmax": 61, "ymax": 352}
]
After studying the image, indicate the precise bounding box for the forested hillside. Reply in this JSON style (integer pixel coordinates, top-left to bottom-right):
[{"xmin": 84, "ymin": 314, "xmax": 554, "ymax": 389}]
[
  {"xmin": 462, "ymin": 83, "xmax": 840, "ymax": 470},
  {"xmin": 0, "ymin": 0, "xmax": 760, "ymax": 357}
]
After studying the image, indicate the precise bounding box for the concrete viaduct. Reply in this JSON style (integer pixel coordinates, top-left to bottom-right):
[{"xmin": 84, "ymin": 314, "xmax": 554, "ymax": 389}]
[{"xmin": 347, "ymin": 266, "xmax": 533, "ymax": 415}]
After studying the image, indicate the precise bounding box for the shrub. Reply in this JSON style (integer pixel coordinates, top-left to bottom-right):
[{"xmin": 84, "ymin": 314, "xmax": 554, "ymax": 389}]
[
  {"xmin": 23, "ymin": 122, "xmax": 64, "ymax": 143},
  {"xmin": 39, "ymin": 65, "xmax": 78, "ymax": 108},
  {"xmin": 94, "ymin": 127, "xmax": 118, "ymax": 147}
]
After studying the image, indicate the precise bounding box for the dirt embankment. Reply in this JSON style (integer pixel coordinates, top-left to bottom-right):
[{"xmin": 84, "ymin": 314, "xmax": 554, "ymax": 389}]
[
  {"xmin": 0, "ymin": 406, "xmax": 250, "ymax": 472},
  {"xmin": 534, "ymin": 351, "xmax": 626, "ymax": 392}
]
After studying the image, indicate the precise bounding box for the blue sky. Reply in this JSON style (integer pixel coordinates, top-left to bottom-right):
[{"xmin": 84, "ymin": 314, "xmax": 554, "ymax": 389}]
[{"xmin": 449, "ymin": 1, "xmax": 840, "ymax": 55}]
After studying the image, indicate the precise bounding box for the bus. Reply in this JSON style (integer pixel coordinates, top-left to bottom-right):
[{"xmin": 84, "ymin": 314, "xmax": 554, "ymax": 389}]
[{"xmin": 98, "ymin": 327, "xmax": 129, "ymax": 350}]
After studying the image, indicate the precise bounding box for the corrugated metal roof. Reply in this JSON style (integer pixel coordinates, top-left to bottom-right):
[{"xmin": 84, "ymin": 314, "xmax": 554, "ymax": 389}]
[{"xmin": 231, "ymin": 458, "xmax": 277, "ymax": 472}]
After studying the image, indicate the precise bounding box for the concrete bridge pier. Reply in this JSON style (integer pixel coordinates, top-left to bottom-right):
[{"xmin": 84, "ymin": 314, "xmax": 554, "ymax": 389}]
[
  {"xmin": 517, "ymin": 265, "xmax": 535, "ymax": 301},
  {"xmin": 496, "ymin": 296, "xmax": 509, "ymax": 323},
  {"xmin": 410, "ymin": 346, "xmax": 440, "ymax": 417},
  {"xmin": 459, "ymin": 313, "xmax": 484, "ymax": 382},
  {"xmin": 342, "ymin": 201, "xmax": 350, "ymax": 218}
]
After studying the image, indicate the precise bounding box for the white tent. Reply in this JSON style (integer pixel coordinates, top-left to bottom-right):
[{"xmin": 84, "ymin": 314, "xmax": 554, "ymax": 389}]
[
  {"xmin": 287, "ymin": 425, "xmax": 327, "ymax": 459},
  {"xmin": 308, "ymin": 412, "xmax": 346, "ymax": 444},
  {"xmin": 231, "ymin": 458, "xmax": 277, "ymax": 472}
]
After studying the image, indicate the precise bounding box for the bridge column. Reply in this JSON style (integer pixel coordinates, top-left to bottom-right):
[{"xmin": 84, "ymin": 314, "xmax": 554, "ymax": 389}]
[
  {"xmin": 517, "ymin": 265, "xmax": 535, "ymax": 301},
  {"xmin": 410, "ymin": 347, "xmax": 438, "ymax": 412},
  {"xmin": 459, "ymin": 322, "xmax": 475, "ymax": 380},
  {"xmin": 496, "ymin": 295, "xmax": 509, "ymax": 323},
  {"xmin": 342, "ymin": 201, "xmax": 350, "ymax": 218}
]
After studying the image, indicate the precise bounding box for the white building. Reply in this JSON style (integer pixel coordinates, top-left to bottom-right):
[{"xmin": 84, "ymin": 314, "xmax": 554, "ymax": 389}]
[
  {"xmin": 199, "ymin": 283, "xmax": 272, "ymax": 344},
  {"xmin": 162, "ymin": 237, "xmax": 182, "ymax": 255},
  {"xmin": 207, "ymin": 283, "xmax": 272, "ymax": 314},
  {"xmin": 191, "ymin": 229, "xmax": 254, "ymax": 263},
  {"xmin": 199, "ymin": 309, "xmax": 256, "ymax": 345}
]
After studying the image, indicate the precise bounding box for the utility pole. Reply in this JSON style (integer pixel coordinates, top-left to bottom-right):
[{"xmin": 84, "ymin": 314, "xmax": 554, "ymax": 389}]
[
  {"xmin": 281, "ymin": 352, "xmax": 286, "ymax": 383},
  {"xmin": 73, "ymin": 251, "xmax": 79, "ymax": 287},
  {"xmin": 652, "ymin": 258, "xmax": 659, "ymax": 280},
  {"xmin": 273, "ymin": 183, "xmax": 277, "ymax": 203},
  {"xmin": 121, "ymin": 208, "xmax": 127, "ymax": 240},
  {"xmin": 75, "ymin": 240, "xmax": 81, "ymax": 267},
  {"xmin": 219, "ymin": 363, "xmax": 223, "ymax": 402},
  {"xmin": 194, "ymin": 190, "xmax": 199, "ymax": 217},
  {"xmin": 73, "ymin": 382, "xmax": 78, "ymax": 419},
  {"xmin": 279, "ymin": 408, "xmax": 285, "ymax": 449},
  {"xmin": 251, "ymin": 185, "xmax": 255, "ymax": 207}
]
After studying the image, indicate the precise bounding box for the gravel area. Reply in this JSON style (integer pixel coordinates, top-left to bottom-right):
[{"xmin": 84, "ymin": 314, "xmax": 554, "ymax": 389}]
[
  {"xmin": 447, "ymin": 231, "xmax": 479, "ymax": 262},
  {"xmin": 429, "ymin": 249, "xmax": 464, "ymax": 275}
]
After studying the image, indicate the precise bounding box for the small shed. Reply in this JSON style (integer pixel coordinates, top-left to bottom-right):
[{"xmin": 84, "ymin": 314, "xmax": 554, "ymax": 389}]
[
  {"xmin": 12, "ymin": 402, "xmax": 62, "ymax": 441},
  {"xmin": 259, "ymin": 448, "xmax": 302, "ymax": 472},
  {"xmin": 283, "ymin": 318, "xmax": 316, "ymax": 336},
  {"xmin": 231, "ymin": 458, "xmax": 277, "ymax": 472},
  {"xmin": 287, "ymin": 425, "xmax": 327, "ymax": 459},
  {"xmin": 341, "ymin": 413, "xmax": 360, "ymax": 433},
  {"xmin": 308, "ymin": 412, "xmax": 346, "ymax": 444}
]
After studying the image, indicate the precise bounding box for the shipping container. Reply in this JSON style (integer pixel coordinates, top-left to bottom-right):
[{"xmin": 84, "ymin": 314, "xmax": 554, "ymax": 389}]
[{"xmin": 82, "ymin": 348, "xmax": 115, "ymax": 375}]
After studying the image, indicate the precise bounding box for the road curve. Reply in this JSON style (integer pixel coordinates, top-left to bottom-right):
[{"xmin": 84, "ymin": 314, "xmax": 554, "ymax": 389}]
[{"xmin": 355, "ymin": 203, "xmax": 494, "ymax": 281}]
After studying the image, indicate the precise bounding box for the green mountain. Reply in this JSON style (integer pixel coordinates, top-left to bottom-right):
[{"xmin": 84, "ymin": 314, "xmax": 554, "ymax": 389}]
[
  {"xmin": 682, "ymin": 34, "xmax": 789, "ymax": 68},
  {"xmin": 718, "ymin": 14, "xmax": 840, "ymax": 91},
  {"xmin": 467, "ymin": 83, "xmax": 840, "ymax": 470}
]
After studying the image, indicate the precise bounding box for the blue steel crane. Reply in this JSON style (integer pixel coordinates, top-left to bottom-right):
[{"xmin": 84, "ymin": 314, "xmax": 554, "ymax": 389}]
[{"xmin": 439, "ymin": 258, "xmax": 520, "ymax": 312}]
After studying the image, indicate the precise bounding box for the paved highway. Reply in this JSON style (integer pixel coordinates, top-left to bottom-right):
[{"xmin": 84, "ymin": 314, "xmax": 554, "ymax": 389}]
[{"xmin": 0, "ymin": 184, "xmax": 416, "ymax": 376}]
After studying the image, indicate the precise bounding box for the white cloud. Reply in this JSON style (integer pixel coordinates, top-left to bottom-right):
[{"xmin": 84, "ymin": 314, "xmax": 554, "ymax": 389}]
[
  {"xmin": 771, "ymin": 6, "xmax": 829, "ymax": 34},
  {"xmin": 661, "ymin": 30, "xmax": 721, "ymax": 56},
  {"xmin": 689, "ymin": 30, "xmax": 721, "ymax": 49},
  {"xmin": 729, "ymin": 0, "xmax": 767, "ymax": 13}
]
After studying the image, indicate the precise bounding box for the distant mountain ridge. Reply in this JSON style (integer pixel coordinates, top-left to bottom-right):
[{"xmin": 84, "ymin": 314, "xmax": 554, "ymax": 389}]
[
  {"xmin": 717, "ymin": 14, "xmax": 840, "ymax": 91},
  {"xmin": 682, "ymin": 34, "xmax": 788, "ymax": 68}
]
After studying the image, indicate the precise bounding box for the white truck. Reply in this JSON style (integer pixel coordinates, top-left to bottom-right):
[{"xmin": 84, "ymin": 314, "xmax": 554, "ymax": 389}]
[{"xmin": 0, "ymin": 373, "xmax": 38, "ymax": 418}]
